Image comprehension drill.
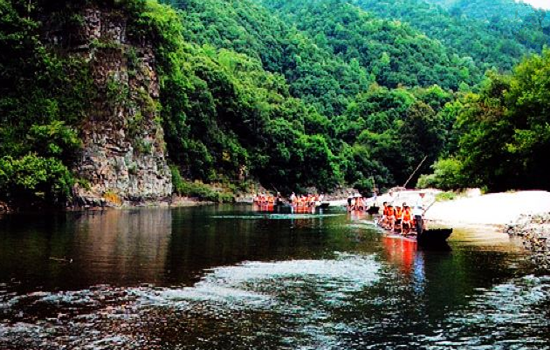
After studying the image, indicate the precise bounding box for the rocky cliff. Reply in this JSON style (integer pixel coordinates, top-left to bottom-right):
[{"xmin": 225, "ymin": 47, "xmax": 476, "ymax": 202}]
[{"xmin": 45, "ymin": 6, "xmax": 172, "ymax": 207}]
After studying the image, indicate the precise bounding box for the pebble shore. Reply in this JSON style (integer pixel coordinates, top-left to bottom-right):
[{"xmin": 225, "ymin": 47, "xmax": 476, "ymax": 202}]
[{"xmin": 506, "ymin": 212, "xmax": 550, "ymax": 270}]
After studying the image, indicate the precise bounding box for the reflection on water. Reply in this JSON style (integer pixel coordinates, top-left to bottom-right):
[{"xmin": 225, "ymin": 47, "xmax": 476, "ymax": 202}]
[
  {"xmin": 1, "ymin": 205, "xmax": 549, "ymax": 349},
  {"xmin": 0, "ymin": 209, "xmax": 172, "ymax": 292},
  {"xmin": 383, "ymin": 236, "xmax": 418, "ymax": 276}
]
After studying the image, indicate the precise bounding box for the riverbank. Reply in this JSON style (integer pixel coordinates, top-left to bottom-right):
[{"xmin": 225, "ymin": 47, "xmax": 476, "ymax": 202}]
[
  {"xmin": 363, "ymin": 189, "xmax": 550, "ymax": 269},
  {"xmin": 425, "ymin": 191, "xmax": 550, "ymax": 227},
  {"xmin": 320, "ymin": 190, "xmax": 550, "ymax": 228},
  {"xmin": 413, "ymin": 190, "xmax": 550, "ymax": 270}
]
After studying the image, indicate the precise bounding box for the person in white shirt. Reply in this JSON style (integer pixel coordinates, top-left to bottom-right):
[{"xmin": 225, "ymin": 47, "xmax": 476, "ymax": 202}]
[
  {"xmin": 290, "ymin": 192, "xmax": 296, "ymax": 204},
  {"xmin": 412, "ymin": 192, "xmax": 427, "ymax": 234}
]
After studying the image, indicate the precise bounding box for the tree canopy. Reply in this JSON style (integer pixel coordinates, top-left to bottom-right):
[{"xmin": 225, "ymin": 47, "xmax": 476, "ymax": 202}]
[{"xmin": 1, "ymin": 0, "xmax": 549, "ymax": 207}]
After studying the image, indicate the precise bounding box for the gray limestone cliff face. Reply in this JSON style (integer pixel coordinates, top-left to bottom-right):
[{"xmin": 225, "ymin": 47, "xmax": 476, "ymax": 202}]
[{"xmin": 47, "ymin": 7, "xmax": 172, "ymax": 206}]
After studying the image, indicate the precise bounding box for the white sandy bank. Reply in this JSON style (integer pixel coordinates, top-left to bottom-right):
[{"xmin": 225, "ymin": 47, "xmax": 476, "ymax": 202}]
[
  {"xmin": 425, "ymin": 191, "xmax": 550, "ymax": 226},
  {"xmin": 352, "ymin": 189, "xmax": 550, "ymax": 227}
]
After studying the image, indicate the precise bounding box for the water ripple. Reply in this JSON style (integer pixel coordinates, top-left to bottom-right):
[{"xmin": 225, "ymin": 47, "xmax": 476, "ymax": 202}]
[
  {"xmin": 1, "ymin": 259, "xmax": 549, "ymax": 349},
  {"xmin": 423, "ymin": 275, "xmax": 550, "ymax": 349}
]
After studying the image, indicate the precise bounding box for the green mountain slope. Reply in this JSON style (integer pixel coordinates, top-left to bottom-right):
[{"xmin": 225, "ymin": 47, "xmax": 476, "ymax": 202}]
[
  {"xmin": 425, "ymin": 0, "xmax": 536, "ymax": 20},
  {"xmin": 162, "ymin": 0, "xmax": 480, "ymax": 186},
  {"xmin": 163, "ymin": 0, "xmax": 373, "ymax": 117},
  {"xmin": 260, "ymin": 0, "xmax": 479, "ymax": 89},
  {"xmin": 352, "ymin": 0, "xmax": 550, "ymax": 71}
]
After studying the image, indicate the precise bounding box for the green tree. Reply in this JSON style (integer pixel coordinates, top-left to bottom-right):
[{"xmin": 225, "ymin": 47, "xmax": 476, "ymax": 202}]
[{"xmin": 0, "ymin": 154, "xmax": 74, "ymax": 207}]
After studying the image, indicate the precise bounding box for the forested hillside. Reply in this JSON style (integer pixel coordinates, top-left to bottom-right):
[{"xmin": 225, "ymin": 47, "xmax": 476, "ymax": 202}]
[
  {"xmin": 163, "ymin": 0, "xmax": 372, "ymax": 117},
  {"xmin": 260, "ymin": 0, "xmax": 479, "ymax": 90},
  {"xmin": 419, "ymin": 49, "xmax": 550, "ymax": 192},
  {"xmin": 425, "ymin": 0, "xmax": 537, "ymax": 21},
  {"xmin": 354, "ymin": 0, "xmax": 550, "ymax": 71},
  {"xmin": 163, "ymin": 0, "xmax": 477, "ymax": 112},
  {"xmin": 0, "ymin": 0, "xmax": 549, "ymax": 209}
]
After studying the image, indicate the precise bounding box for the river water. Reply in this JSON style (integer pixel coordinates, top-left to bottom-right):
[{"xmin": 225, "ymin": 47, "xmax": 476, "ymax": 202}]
[{"xmin": 0, "ymin": 205, "xmax": 549, "ymax": 349}]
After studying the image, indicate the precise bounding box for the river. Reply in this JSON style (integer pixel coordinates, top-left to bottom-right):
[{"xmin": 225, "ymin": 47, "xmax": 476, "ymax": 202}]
[{"xmin": 1, "ymin": 205, "xmax": 549, "ymax": 349}]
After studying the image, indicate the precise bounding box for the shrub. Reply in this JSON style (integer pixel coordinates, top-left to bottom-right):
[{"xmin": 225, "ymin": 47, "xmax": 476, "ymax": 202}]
[
  {"xmin": 417, "ymin": 158, "xmax": 467, "ymax": 190},
  {"xmin": 170, "ymin": 165, "xmax": 234, "ymax": 202},
  {"xmin": 0, "ymin": 154, "xmax": 74, "ymax": 207},
  {"xmin": 435, "ymin": 191, "xmax": 457, "ymax": 202},
  {"xmin": 103, "ymin": 190, "xmax": 123, "ymax": 206}
]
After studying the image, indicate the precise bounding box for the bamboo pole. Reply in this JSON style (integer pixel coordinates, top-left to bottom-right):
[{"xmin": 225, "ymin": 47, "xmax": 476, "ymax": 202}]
[{"xmin": 402, "ymin": 155, "xmax": 428, "ymax": 189}]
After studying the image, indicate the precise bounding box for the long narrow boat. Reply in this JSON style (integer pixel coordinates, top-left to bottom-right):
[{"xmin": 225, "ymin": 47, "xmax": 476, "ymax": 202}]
[
  {"xmin": 378, "ymin": 223, "xmax": 453, "ymax": 247},
  {"xmin": 416, "ymin": 228, "xmax": 453, "ymax": 246}
]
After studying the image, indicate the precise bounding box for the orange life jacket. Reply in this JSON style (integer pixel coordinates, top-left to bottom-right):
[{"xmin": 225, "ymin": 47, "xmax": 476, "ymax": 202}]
[
  {"xmin": 402, "ymin": 209, "xmax": 411, "ymax": 222},
  {"xmin": 395, "ymin": 208, "xmax": 403, "ymax": 217}
]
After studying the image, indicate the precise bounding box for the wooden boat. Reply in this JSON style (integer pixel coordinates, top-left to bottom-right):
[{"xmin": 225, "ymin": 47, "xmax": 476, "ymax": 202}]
[
  {"xmin": 417, "ymin": 228, "xmax": 453, "ymax": 245},
  {"xmin": 316, "ymin": 201, "xmax": 330, "ymax": 209},
  {"xmin": 367, "ymin": 205, "xmax": 380, "ymax": 215},
  {"xmin": 378, "ymin": 223, "xmax": 452, "ymax": 247}
]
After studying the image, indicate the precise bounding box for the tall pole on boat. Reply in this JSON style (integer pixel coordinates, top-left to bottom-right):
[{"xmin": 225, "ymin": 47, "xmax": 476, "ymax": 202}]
[{"xmin": 402, "ymin": 155, "xmax": 428, "ymax": 189}]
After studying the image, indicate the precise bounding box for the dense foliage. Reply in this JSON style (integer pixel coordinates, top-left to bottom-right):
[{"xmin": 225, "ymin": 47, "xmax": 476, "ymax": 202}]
[
  {"xmin": 0, "ymin": 0, "xmax": 94, "ymax": 207},
  {"xmin": 1, "ymin": 0, "xmax": 549, "ymax": 208},
  {"xmin": 126, "ymin": 0, "xmax": 344, "ymax": 193},
  {"xmin": 425, "ymin": 0, "xmax": 539, "ymax": 21},
  {"xmin": 261, "ymin": 0, "xmax": 479, "ymax": 90},
  {"xmin": 355, "ymin": 0, "xmax": 550, "ymax": 72},
  {"xmin": 152, "ymin": 0, "xmax": 466, "ymax": 192},
  {"xmin": 420, "ymin": 49, "xmax": 550, "ymax": 191},
  {"xmin": 163, "ymin": 0, "xmax": 373, "ymax": 117}
]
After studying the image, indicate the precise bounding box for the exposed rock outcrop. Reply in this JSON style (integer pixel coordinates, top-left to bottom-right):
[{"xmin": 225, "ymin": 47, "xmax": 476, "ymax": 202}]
[
  {"xmin": 45, "ymin": 6, "xmax": 172, "ymax": 207},
  {"xmin": 507, "ymin": 213, "xmax": 550, "ymax": 270}
]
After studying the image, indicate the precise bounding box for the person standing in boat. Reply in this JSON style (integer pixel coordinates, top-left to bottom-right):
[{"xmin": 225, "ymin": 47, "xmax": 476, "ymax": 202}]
[
  {"xmin": 276, "ymin": 192, "xmax": 283, "ymax": 206},
  {"xmin": 412, "ymin": 192, "xmax": 428, "ymax": 234},
  {"xmin": 356, "ymin": 195, "xmax": 365, "ymax": 211}
]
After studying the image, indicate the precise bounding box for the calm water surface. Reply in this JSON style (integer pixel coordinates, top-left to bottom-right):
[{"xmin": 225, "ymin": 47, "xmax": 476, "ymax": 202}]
[{"xmin": 0, "ymin": 205, "xmax": 549, "ymax": 349}]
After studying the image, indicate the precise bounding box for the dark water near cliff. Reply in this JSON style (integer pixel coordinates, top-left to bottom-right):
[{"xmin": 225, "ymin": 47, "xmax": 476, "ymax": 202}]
[{"xmin": 0, "ymin": 205, "xmax": 549, "ymax": 349}]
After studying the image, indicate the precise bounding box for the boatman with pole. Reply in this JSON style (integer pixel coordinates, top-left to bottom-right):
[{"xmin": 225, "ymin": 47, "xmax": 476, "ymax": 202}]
[{"xmin": 412, "ymin": 192, "xmax": 427, "ymax": 235}]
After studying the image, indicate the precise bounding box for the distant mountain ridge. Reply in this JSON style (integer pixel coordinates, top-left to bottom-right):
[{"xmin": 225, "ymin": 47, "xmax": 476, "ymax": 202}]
[
  {"xmin": 425, "ymin": 0, "xmax": 539, "ymax": 20},
  {"xmin": 350, "ymin": 0, "xmax": 550, "ymax": 71}
]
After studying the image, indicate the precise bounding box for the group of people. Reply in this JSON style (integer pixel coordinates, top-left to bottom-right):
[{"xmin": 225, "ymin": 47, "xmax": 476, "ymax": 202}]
[
  {"xmin": 253, "ymin": 192, "xmax": 325, "ymax": 208},
  {"xmin": 378, "ymin": 192, "xmax": 427, "ymax": 235},
  {"xmin": 289, "ymin": 193, "xmax": 324, "ymax": 208},
  {"xmin": 253, "ymin": 193, "xmax": 283, "ymax": 206},
  {"xmin": 346, "ymin": 194, "xmax": 368, "ymax": 211}
]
